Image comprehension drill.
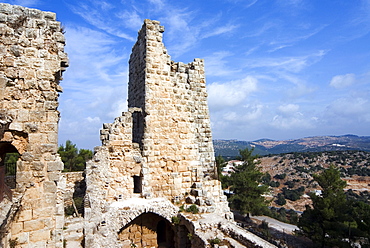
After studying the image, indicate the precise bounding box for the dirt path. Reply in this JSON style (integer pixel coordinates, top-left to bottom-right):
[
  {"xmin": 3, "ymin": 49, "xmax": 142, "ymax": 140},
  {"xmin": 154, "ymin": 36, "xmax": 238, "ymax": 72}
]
[{"xmin": 251, "ymin": 216, "xmax": 298, "ymax": 234}]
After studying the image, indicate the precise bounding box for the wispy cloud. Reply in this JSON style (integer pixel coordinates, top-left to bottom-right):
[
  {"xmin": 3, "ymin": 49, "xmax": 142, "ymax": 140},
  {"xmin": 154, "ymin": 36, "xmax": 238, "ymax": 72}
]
[
  {"xmin": 67, "ymin": 0, "xmax": 136, "ymax": 41},
  {"xmin": 225, "ymin": 0, "xmax": 258, "ymax": 8},
  {"xmin": 267, "ymin": 25, "xmax": 328, "ymax": 52},
  {"xmin": 244, "ymin": 50, "xmax": 326, "ymax": 73},
  {"xmin": 204, "ymin": 51, "xmax": 241, "ymax": 77},
  {"xmin": 330, "ymin": 73, "xmax": 356, "ymax": 89},
  {"xmin": 202, "ymin": 23, "xmax": 239, "ymax": 39}
]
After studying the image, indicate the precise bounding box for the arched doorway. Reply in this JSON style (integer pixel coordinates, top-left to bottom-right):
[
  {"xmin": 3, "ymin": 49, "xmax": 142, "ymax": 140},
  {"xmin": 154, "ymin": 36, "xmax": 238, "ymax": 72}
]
[
  {"xmin": 0, "ymin": 142, "xmax": 19, "ymax": 202},
  {"xmin": 118, "ymin": 212, "xmax": 174, "ymax": 248}
]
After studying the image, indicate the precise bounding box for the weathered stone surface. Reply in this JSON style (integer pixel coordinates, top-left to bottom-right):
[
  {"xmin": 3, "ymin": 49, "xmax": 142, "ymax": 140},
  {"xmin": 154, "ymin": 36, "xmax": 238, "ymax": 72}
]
[
  {"xmin": 84, "ymin": 19, "xmax": 238, "ymax": 248},
  {"xmin": 0, "ymin": 3, "xmax": 67, "ymax": 247}
]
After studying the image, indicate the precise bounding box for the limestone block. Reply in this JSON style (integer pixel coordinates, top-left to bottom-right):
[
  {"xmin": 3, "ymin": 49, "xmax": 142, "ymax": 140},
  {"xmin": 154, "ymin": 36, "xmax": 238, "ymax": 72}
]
[
  {"xmin": 23, "ymin": 219, "xmax": 45, "ymax": 232},
  {"xmin": 17, "ymin": 209, "xmax": 32, "ymax": 221},
  {"xmin": 10, "ymin": 222, "xmax": 23, "ymax": 235},
  {"xmin": 47, "ymin": 160, "xmax": 63, "ymax": 171},
  {"xmin": 31, "ymin": 161, "xmax": 44, "ymax": 171},
  {"xmin": 33, "ymin": 207, "xmax": 54, "ymax": 218},
  {"xmin": 13, "ymin": 232, "xmax": 29, "ymax": 244},
  {"xmin": 44, "ymin": 181, "xmax": 57, "ymax": 193},
  {"xmin": 29, "ymin": 229, "xmax": 51, "ymax": 242}
]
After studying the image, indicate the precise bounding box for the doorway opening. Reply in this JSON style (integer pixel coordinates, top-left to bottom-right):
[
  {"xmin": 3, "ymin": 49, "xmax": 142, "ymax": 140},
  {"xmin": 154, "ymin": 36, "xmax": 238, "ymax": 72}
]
[
  {"xmin": 133, "ymin": 175, "xmax": 142, "ymax": 193},
  {"xmin": 0, "ymin": 143, "xmax": 19, "ymax": 202}
]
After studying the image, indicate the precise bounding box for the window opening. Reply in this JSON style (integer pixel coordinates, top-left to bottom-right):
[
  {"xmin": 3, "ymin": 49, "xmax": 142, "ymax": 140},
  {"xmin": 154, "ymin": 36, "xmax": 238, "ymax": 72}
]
[{"xmin": 133, "ymin": 175, "xmax": 142, "ymax": 193}]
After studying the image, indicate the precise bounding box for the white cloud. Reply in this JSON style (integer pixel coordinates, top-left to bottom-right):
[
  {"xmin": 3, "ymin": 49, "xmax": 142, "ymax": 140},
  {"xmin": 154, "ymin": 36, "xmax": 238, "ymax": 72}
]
[
  {"xmin": 326, "ymin": 97, "xmax": 370, "ymax": 121},
  {"xmin": 207, "ymin": 76, "xmax": 258, "ymax": 110},
  {"xmin": 59, "ymin": 24, "xmax": 129, "ymax": 149},
  {"xmin": 329, "ymin": 73, "xmax": 356, "ymax": 89},
  {"xmin": 271, "ymin": 112, "xmax": 315, "ymax": 130},
  {"xmin": 86, "ymin": 116, "xmax": 101, "ymax": 123},
  {"xmin": 278, "ymin": 104, "xmax": 300, "ymax": 117}
]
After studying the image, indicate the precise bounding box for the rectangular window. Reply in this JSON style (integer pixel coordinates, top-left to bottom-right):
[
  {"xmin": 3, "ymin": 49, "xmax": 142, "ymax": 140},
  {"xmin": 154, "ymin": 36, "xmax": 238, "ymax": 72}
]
[{"xmin": 133, "ymin": 175, "xmax": 142, "ymax": 193}]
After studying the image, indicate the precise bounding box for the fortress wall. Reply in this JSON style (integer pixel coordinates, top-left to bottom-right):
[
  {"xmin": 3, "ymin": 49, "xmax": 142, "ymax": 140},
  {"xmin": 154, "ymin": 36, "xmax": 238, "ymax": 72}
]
[{"xmin": 0, "ymin": 3, "xmax": 67, "ymax": 247}]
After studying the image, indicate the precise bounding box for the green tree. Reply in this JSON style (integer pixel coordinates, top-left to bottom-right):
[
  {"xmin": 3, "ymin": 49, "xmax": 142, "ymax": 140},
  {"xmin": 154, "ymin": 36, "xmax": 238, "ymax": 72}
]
[
  {"xmin": 351, "ymin": 201, "xmax": 370, "ymax": 244},
  {"xmin": 228, "ymin": 148, "xmax": 269, "ymax": 218},
  {"xmin": 58, "ymin": 140, "xmax": 92, "ymax": 172},
  {"xmin": 4, "ymin": 153, "xmax": 19, "ymax": 175},
  {"xmin": 215, "ymin": 154, "xmax": 226, "ymax": 180},
  {"xmin": 298, "ymin": 165, "xmax": 351, "ymax": 248},
  {"xmin": 276, "ymin": 193, "xmax": 286, "ymax": 206}
]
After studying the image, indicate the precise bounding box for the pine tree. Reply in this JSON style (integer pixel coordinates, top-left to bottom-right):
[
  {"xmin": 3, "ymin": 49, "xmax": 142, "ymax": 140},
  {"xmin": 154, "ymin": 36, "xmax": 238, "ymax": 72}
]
[
  {"xmin": 298, "ymin": 165, "xmax": 351, "ymax": 248},
  {"xmin": 228, "ymin": 148, "xmax": 269, "ymax": 217},
  {"xmin": 58, "ymin": 140, "xmax": 92, "ymax": 172},
  {"xmin": 215, "ymin": 154, "xmax": 226, "ymax": 180}
]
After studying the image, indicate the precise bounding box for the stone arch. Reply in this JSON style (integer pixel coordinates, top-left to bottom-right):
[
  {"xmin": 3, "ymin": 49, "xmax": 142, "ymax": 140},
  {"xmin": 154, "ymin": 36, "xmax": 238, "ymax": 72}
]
[{"xmin": 118, "ymin": 212, "xmax": 175, "ymax": 248}]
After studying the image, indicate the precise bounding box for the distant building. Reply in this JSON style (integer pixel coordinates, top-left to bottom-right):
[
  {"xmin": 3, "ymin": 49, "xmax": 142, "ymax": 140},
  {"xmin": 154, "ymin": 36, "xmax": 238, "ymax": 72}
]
[{"xmin": 222, "ymin": 160, "xmax": 243, "ymax": 176}]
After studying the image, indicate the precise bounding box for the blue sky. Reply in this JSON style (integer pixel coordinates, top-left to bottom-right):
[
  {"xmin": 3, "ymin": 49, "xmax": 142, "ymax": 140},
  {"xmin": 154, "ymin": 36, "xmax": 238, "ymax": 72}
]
[{"xmin": 4, "ymin": 0, "xmax": 370, "ymax": 149}]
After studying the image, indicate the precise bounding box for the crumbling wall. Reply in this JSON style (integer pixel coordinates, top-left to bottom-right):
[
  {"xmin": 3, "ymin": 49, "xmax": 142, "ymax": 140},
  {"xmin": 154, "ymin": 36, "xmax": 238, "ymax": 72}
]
[
  {"xmin": 0, "ymin": 3, "xmax": 67, "ymax": 247},
  {"xmin": 85, "ymin": 19, "xmax": 231, "ymax": 248}
]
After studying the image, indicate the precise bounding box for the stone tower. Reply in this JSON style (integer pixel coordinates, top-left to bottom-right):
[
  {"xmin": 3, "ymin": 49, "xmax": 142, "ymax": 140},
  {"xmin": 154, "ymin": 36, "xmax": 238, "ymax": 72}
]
[
  {"xmin": 0, "ymin": 3, "xmax": 68, "ymax": 247},
  {"xmin": 84, "ymin": 19, "xmax": 232, "ymax": 247}
]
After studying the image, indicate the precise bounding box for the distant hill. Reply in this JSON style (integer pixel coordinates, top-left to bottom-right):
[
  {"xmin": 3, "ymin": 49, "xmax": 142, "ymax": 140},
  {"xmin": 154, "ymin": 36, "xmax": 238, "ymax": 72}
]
[{"xmin": 213, "ymin": 135, "xmax": 370, "ymax": 158}]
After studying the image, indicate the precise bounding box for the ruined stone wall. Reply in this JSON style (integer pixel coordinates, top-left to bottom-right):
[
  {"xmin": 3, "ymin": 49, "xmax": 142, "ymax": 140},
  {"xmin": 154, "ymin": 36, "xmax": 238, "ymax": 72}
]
[
  {"xmin": 0, "ymin": 3, "xmax": 67, "ymax": 247},
  {"xmin": 86, "ymin": 19, "xmax": 228, "ymax": 208},
  {"xmin": 84, "ymin": 19, "xmax": 231, "ymax": 248}
]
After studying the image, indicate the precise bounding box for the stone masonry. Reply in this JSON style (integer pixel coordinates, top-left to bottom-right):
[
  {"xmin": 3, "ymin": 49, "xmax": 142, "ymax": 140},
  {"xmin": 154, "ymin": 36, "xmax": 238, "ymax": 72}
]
[
  {"xmin": 0, "ymin": 4, "xmax": 277, "ymax": 247},
  {"xmin": 84, "ymin": 19, "xmax": 276, "ymax": 248},
  {"xmin": 0, "ymin": 3, "xmax": 68, "ymax": 248},
  {"xmin": 84, "ymin": 19, "xmax": 233, "ymax": 247}
]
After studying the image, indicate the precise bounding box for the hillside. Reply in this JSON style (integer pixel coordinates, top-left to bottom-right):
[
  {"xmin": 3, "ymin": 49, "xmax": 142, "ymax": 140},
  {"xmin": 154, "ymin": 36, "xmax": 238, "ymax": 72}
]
[
  {"xmin": 256, "ymin": 150, "xmax": 370, "ymax": 212},
  {"xmin": 214, "ymin": 135, "xmax": 370, "ymax": 158}
]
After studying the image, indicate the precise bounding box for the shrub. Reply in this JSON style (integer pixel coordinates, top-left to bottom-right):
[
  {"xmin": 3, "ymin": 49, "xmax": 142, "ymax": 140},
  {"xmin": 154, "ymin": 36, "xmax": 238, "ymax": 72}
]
[
  {"xmin": 209, "ymin": 238, "xmax": 221, "ymax": 246},
  {"xmin": 269, "ymin": 181, "xmax": 280, "ymax": 187},
  {"xmin": 171, "ymin": 216, "xmax": 180, "ymax": 224},
  {"xmin": 276, "ymin": 193, "xmax": 286, "ymax": 206},
  {"xmin": 179, "ymin": 205, "xmax": 185, "ymax": 212},
  {"xmin": 186, "ymin": 204, "xmax": 199, "ymax": 214},
  {"xmin": 274, "ymin": 173, "xmax": 286, "ymax": 180},
  {"xmin": 259, "ymin": 220, "xmax": 269, "ymax": 229}
]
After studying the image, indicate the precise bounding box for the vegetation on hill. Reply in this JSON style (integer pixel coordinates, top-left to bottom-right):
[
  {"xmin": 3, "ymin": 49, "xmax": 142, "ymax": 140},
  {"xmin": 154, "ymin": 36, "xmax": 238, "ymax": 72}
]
[{"xmin": 298, "ymin": 166, "xmax": 370, "ymax": 247}]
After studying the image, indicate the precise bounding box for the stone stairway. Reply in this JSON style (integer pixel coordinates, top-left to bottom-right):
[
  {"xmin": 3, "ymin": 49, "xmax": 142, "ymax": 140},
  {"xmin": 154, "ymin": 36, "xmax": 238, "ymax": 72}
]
[{"xmin": 63, "ymin": 216, "xmax": 84, "ymax": 248}]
